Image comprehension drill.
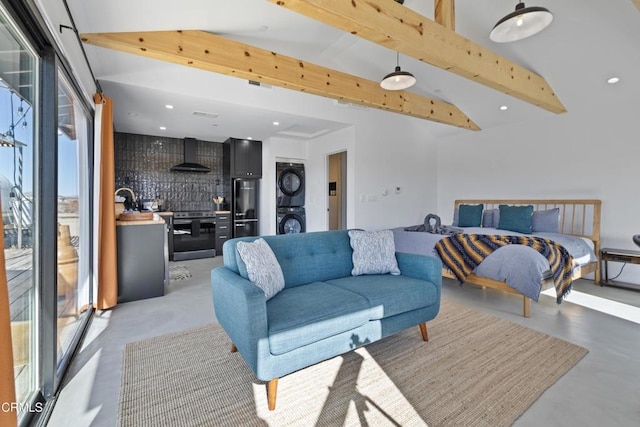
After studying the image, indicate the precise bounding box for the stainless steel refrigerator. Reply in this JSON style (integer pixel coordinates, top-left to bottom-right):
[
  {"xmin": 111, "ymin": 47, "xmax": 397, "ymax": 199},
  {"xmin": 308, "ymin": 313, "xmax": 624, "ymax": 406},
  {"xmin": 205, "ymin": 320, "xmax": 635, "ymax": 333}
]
[{"xmin": 233, "ymin": 179, "xmax": 259, "ymax": 237}]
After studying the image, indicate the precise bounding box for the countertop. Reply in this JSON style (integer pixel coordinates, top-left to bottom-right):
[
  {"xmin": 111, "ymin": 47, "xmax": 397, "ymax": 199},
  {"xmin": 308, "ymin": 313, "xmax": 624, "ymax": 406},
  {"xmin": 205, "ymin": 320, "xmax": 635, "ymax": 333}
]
[
  {"xmin": 156, "ymin": 211, "xmax": 173, "ymax": 216},
  {"xmin": 215, "ymin": 210, "xmax": 231, "ymax": 214},
  {"xmin": 116, "ymin": 213, "xmax": 166, "ymax": 226}
]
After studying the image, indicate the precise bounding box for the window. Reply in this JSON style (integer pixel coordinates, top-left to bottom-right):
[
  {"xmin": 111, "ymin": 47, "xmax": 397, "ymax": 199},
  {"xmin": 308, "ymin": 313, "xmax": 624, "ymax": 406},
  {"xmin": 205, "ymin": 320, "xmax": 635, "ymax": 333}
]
[{"xmin": 0, "ymin": 3, "xmax": 39, "ymax": 422}]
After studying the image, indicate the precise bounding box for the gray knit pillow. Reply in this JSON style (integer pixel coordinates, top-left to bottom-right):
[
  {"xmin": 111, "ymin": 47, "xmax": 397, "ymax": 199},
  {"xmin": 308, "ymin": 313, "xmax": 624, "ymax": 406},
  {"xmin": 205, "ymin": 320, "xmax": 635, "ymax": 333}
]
[
  {"xmin": 348, "ymin": 230, "xmax": 400, "ymax": 276},
  {"xmin": 236, "ymin": 238, "xmax": 285, "ymax": 300}
]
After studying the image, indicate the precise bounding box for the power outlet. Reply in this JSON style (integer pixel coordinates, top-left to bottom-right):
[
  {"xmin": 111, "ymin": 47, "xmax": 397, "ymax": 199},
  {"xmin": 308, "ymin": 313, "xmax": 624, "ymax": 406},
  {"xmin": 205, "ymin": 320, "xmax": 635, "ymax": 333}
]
[{"xmin": 367, "ymin": 194, "xmax": 377, "ymax": 202}]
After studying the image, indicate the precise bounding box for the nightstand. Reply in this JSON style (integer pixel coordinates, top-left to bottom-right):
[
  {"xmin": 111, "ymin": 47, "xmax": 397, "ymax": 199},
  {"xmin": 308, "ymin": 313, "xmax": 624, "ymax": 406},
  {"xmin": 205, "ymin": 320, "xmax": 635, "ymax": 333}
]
[{"xmin": 600, "ymin": 248, "xmax": 640, "ymax": 290}]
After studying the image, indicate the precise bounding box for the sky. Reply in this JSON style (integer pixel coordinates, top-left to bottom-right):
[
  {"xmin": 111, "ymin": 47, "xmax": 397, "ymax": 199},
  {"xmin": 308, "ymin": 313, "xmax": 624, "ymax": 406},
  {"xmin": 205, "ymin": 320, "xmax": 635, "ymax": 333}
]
[{"xmin": 1, "ymin": 84, "xmax": 80, "ymax": 203}]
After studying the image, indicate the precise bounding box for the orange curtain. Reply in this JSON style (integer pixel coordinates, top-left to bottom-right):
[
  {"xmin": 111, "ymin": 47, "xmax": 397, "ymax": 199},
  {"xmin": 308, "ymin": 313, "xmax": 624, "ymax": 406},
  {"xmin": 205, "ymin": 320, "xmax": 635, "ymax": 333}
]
[
  {"xmin": 94, "ymin": 93, "xmax": 118, "ymax": 310},
  {"xmin": 0, "ymin": 199, "xmax": 18, "ymax": 427}
]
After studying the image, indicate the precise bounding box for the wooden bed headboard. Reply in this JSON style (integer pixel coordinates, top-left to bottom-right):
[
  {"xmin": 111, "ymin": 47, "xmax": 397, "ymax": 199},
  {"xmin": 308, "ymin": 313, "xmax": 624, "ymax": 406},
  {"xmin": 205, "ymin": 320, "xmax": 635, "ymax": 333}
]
[{"xmin": 453, "ymin": 199, "xmax": 602, "ymax": 248}]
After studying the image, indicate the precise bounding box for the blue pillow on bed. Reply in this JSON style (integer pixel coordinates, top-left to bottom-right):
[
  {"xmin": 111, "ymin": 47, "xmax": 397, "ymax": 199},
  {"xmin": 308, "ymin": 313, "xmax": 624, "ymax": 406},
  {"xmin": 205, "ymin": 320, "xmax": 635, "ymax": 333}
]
[
  {"xmin": 532, "ymin": 208, "xmax": 560, "ymax": 233},
  {"xmin": 458, "ymin": 204, "xmax": 484, "ymax": 227},
  {"xmin": 482, "ymin": 209, "xmax": 499, "ymax": 228},
  {"xmin": 498, "ymin": 205, "xmax": 533, "ymax": 234}
]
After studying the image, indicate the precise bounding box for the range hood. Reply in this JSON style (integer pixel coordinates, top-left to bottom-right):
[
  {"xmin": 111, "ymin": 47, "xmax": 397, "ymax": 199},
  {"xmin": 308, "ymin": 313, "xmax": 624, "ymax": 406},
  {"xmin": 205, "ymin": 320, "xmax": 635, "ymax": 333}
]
[{"xmin": 170, "ymin": 138, "xmax": 210, "ymax": 172}]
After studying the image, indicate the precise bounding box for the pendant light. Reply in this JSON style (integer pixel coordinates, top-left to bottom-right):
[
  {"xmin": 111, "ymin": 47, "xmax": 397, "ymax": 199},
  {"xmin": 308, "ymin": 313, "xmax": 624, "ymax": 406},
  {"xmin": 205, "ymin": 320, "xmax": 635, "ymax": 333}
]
[
  {"xmin": 380, "ymin": 52, "xmax": 416, "ymax": 91},
  {"xmin": 490, "ymin": 1, "xmax": 553, "ymax": 43}
]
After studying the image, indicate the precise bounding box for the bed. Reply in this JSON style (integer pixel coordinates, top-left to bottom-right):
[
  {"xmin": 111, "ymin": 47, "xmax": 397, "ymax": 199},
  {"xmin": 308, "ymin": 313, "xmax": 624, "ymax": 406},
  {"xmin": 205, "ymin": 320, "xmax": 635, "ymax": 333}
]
[{"xmin": 393, "ymin": 199, "xmax": 602, "ymax": 317}]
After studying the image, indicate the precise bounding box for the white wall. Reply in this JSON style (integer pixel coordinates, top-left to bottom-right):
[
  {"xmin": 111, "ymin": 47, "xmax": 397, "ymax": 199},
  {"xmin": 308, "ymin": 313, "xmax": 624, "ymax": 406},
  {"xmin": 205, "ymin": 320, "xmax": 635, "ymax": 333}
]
[
  {"xmin": 258, "ymin": 109, "xmax": 441, "ymax": 235},
  {"xmin": 437, "ymin": 96, "xmax": 640, "ymax": 285}
]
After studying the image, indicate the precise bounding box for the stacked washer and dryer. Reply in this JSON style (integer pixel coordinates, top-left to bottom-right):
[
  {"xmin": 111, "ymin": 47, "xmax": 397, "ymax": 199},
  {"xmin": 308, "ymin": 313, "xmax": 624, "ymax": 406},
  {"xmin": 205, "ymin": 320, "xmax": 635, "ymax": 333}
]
[{"xmin": 276, "ymin": 162, "xmax": 306, "ymax": 234}]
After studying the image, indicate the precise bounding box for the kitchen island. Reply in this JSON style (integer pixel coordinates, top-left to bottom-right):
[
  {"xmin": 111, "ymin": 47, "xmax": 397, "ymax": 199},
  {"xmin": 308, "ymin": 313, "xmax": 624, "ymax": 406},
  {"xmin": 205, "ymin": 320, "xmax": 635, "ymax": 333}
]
[{"xmin": 116, "ymin": 215, "xmax": 168, "ymax": 303}]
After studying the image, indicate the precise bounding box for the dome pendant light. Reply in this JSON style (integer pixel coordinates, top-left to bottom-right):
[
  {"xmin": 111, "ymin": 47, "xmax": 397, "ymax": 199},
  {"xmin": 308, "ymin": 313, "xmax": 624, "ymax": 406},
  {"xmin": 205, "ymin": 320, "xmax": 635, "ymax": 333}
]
[
  {"xmin": 380, "ymin": 52, "xmax": 416, "ymax": 91},
  {"xmin": 490, "ymin": 1, "xmax": 553, "ymax": 43}
]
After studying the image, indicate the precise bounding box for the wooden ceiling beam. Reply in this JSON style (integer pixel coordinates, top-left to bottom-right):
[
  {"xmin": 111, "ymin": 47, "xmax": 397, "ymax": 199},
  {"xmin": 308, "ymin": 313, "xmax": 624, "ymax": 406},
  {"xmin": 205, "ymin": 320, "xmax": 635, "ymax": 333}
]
[
  {"xmin": 81, "ymin": 30, "xmax": 479, "ymax": 130},
  {"xmin": 268, "ymin": 0, "xmax": 566, "ymax": 114},
  {"xmin": 435, "ymin": 0, "xmax": 455, "ymax": 31}
]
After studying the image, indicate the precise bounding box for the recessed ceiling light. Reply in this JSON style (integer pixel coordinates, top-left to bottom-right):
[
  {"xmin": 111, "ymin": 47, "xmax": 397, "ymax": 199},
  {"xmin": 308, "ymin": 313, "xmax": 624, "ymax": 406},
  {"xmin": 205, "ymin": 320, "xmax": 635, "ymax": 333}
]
[
  {"xmin": 159, "ymin": 126, "xmax": 167, "ymax": 130},
  {"xmin": 273, "ymin": 121, "xmax": 280, "ymax": 126},
  {"xmin": 500, "ymin": 105, "xmax": 508, "ymax": 111},
  {"xmin": 607, "ymin": 77, "xmax": 620, "ymax": 84},
  {"xmin": 165, "ymin": 104, "xmax": 174, "ymax": 109}
]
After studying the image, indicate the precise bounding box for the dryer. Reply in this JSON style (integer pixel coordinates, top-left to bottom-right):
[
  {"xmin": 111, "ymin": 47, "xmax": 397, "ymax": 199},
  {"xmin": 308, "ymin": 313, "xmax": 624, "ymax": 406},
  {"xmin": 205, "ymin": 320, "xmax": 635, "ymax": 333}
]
[
  {"xmin": 276, "ymin": 207, "xmax": 306, "ymax": 234},
  {"xmin": 276, "ymin": 162, "xmax": 305, "ymax": 207}
]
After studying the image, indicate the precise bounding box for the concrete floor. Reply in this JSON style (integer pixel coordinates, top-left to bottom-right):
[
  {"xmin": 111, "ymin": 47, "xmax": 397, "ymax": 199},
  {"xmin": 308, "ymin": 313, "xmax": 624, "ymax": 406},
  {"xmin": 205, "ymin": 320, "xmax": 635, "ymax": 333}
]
[{"xmin": 46, "ymin": 257, "xmax": 640, "ymax": 426}]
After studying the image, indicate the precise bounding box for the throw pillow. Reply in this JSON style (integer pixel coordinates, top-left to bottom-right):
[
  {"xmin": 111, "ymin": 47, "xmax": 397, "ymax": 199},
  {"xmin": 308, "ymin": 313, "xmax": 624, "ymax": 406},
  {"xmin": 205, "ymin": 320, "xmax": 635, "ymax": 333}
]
[
  {"xmin": 497, "ymin": 204, "xmax": 534, "ymax": 234},
  {"xmin": 532, "ymin": 208, "xmax": 561, "ymax": 233},
  {"xmin": 348, "ymin": 229, "xmax": 400, "ymax": 276},
  {"xmin": 482, "ymin": 208, "xmax": 499, "ymax": 228},
  {"xmin": 458, "ymin": 204, "xmax": 484, "ymax": 227},
  {"xmin": 236, "ymin": 238, "xmax": 285, "ymax": 300}
]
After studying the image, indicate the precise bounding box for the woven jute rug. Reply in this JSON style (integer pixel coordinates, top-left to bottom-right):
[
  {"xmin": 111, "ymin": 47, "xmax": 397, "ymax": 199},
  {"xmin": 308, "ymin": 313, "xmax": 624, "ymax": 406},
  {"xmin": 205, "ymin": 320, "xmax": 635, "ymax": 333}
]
[{"xmin": 118, "ymin": 300, "xmax": 587, "ymax": 426}]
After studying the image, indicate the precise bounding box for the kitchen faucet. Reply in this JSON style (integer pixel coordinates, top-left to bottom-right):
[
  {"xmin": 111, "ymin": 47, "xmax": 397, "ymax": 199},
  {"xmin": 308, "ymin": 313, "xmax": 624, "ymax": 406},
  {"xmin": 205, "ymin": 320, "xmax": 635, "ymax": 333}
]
[{"xmin": 115, "ymin": 187, "xmax": 137, "ymax": 210}]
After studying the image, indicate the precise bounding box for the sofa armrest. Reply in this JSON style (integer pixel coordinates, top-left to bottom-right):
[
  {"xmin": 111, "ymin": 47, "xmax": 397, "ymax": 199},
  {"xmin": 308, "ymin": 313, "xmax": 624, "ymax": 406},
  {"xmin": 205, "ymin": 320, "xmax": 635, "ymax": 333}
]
[
  {"xmin": 211, "ymin": 267, "xmax": 269, "ymax": 372},
  {"xmin": 396, "ymin": 252, "xmax": 443, "ymax": 287}
]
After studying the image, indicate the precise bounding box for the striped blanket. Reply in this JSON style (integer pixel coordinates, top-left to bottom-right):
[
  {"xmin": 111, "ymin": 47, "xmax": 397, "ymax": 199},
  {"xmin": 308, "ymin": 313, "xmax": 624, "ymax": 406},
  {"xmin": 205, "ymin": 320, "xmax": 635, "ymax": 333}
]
[{"xmin": 435, "ymin": 234, "xmax": 575, "ymax": 303}]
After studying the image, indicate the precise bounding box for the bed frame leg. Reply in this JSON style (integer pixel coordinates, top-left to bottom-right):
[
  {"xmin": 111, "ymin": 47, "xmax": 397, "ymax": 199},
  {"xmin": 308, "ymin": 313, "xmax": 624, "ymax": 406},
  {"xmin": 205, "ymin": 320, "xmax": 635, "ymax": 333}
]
[
  {"xmin": 419, "ymin": 323, "xmax": 429, "ymax": 341},
  {"xmin": 523, "ymin": 297, "xmax": 531, "ymax": 318},
  {"xmin": 230, "ymin": 343, "xmax": 237, "ymax": 353}
]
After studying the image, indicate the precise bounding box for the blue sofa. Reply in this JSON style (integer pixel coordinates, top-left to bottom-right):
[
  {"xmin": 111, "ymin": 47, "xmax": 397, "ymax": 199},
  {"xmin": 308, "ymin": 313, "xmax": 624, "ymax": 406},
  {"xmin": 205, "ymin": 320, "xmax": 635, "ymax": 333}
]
[{"xmin": 211, "ymin": 230, "xmax": 442, "ymax": 410}]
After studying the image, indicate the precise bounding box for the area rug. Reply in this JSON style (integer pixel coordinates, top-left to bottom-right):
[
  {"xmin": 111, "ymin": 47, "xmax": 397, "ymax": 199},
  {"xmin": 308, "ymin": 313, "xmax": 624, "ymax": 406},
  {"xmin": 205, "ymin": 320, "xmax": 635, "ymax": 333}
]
[
  {"xmin": 118, "ymin": 300, "xmax": 588, "ymax": 426},
  {"xmin": 168, "ymin": 265, "xmax": 191, "ymax": 282}
]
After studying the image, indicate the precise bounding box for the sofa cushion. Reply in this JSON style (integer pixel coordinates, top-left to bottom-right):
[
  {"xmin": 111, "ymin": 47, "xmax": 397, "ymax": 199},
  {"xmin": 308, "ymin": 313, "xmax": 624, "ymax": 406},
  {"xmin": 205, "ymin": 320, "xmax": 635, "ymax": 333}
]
[
  {"xmin": 225, "ymin": 231, "xmax": 354, "ymax": 288},
  {"xmin": 266, "ymin": 282, "xmax": 373, "ymax": 355},
  {"xmin": 236, "ymin": 238, "xmax": 284, "ymax": 300},
  {"xmin": 326, "ymin": 275, "xmax": 438, "ymax": 320},
  {"xmin": 348, "ymin": 229, "xmax": 400, "ymax": 276}
]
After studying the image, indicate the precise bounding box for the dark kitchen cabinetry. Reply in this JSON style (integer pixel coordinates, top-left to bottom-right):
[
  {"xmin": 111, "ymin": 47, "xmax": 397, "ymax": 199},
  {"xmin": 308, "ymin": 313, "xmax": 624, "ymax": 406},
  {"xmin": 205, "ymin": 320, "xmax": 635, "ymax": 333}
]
[
  {"xmin": 158, "ymin": 212, "xmax": 174, "ymax": 261},
  {"xmin": 116, "ymin": 222, "xmax": 167, "ymax": 303},
  {"xmin": 227, "ymin": 137, "xmax": 262, "ymax": 178},
  {"xmin": 215, "ymin": 212, "xmax": 231, "ymax": 254}
]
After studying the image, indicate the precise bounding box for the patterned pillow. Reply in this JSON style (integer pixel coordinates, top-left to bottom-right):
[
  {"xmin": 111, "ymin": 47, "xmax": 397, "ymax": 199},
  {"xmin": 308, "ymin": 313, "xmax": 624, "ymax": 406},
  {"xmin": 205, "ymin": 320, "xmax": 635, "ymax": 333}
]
[
  {"xmin": 348, "ymin": 230, "xmax": 401, "ymax": 276},
  {"xmin": 236, "ymin": 238, "xmax": 285, "ymax": 300}
]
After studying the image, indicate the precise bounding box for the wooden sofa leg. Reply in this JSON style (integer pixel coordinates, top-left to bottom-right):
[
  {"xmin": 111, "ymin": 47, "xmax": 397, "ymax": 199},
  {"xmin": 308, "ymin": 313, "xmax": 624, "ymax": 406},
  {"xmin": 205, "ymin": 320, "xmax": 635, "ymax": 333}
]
[
  {"xmin": 230, "ymin": 343, "xmax": 237, "ymax": 353},
  {"xmin": 419, "ymin": 323, "xmax": 429, "ymax": 342},
  {"xmin": 523, "ymin": 297, "xmax": 531, "ymax": 318},
  {"xmin": 267, "ymin": 378, "xmax": 278, "ymax": 411}
]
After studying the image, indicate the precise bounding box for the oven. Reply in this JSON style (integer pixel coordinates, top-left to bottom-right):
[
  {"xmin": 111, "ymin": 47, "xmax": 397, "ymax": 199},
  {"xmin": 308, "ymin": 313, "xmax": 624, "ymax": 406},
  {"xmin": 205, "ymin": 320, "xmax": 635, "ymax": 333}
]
[{"xmin": 173, "ymin": 211, "xmax": 216, "ymax": 261}]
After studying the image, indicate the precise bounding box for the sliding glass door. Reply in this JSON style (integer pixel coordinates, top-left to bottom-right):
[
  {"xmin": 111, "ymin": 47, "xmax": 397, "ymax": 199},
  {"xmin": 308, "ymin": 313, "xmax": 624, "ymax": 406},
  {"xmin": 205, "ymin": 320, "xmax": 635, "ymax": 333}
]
[
  {"xmin": 56, "ymin": 70, "xmax": 91, "ymax": 368},
  {"xmin": 0, "ymin": 3, "xmax": 39, "ymax": 423},
  {"xmin": 1, "ymin": 2, "xmax": 94, "ymax": 424}
]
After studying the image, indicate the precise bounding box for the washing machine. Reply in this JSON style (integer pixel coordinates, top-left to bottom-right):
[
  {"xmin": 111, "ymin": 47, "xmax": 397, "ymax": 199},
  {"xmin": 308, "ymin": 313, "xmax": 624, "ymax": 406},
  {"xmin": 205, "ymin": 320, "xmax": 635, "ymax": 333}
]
[
  {"xmin": 276, "ymin": 162, "xmax": 305, "ymax": 207},
  {"xmin": 277, "ymin": 207, "xmax": 306, "ymax": 234}
]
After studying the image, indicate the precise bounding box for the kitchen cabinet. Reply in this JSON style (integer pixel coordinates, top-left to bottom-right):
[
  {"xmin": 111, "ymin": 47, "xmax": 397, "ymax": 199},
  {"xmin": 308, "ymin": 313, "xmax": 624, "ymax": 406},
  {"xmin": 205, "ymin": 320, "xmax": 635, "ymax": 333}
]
[
  {"xmin": 215, "ymin": 212, "xmax": 231, "ymax": 255},
  {"xmin": 116, "ymin": 220, "xmax": 167, "ymax": 303},
  {"xmin": 228, "ymin": 137, "xmax": 262, "ymax": 178},
  {"xmin": 158, "ymin": 212, "xmax": 174, "ymax": 261}
]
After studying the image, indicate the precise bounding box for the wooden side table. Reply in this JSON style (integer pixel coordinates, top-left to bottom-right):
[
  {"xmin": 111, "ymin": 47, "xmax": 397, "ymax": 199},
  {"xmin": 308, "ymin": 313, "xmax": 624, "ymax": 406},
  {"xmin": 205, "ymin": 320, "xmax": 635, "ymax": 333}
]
[{"xmin": 600, "ymin": 248, "xmax": 640, "ymax": 290}]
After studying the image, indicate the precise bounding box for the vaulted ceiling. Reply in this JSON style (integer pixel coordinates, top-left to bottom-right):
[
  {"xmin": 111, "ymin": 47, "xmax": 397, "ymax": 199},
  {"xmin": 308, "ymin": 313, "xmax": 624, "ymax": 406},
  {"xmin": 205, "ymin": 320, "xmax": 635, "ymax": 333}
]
[{"xmin": 54, "ymin": 0, "xmax": 640, "ymax": 141}]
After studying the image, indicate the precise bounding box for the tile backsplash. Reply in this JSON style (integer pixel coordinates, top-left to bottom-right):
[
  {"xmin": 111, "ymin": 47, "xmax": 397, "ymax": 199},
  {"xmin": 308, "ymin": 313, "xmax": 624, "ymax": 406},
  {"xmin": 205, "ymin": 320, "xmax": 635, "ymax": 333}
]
[{"xmin": 114, "ymin": 132, "xmax": 230, "ymax": 212}]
